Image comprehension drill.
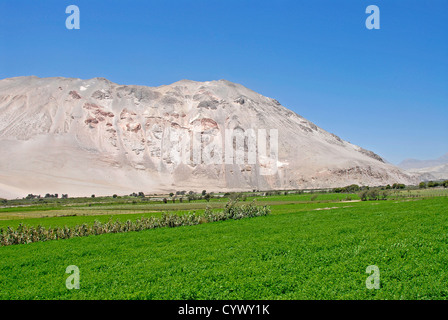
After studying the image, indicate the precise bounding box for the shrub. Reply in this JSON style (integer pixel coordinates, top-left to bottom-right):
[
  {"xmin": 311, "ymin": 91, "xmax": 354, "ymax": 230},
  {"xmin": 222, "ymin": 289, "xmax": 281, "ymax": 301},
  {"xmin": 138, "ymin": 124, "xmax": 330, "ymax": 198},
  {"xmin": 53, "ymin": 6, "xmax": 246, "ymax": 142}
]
[
  {"xmin": 367, "ymin": 189, "xmax": 379, "ymax": 201},
  {"xmin": 333, "ymin": 184, "xmax": 360, "ymax": 193},
  {"xmin": 427, "ymin": 181, "xmax": 442, "ymax": 188},
  {"xmin": 359, "ymin": 191, "xmax": 368, "ymax": 201},
  {"xmin": 380, "ymin": 191, "xmax": 389, "ymax": 200}
]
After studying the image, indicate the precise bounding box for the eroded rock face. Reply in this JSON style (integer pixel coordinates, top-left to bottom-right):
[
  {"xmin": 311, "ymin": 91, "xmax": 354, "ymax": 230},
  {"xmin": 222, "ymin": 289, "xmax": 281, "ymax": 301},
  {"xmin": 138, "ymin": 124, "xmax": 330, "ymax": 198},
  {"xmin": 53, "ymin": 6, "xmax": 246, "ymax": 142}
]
[{"xmin": 0, "ymin": 76, "xmax": 416, "ymax": 198}]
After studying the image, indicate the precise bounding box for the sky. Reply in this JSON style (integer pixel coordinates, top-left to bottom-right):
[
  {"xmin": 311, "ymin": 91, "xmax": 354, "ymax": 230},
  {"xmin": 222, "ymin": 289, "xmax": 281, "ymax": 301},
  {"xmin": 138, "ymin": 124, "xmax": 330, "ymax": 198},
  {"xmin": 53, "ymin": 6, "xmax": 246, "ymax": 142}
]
[{"xmin": 0, "ymin": 0, "xmax": 447, "ymax": 164}]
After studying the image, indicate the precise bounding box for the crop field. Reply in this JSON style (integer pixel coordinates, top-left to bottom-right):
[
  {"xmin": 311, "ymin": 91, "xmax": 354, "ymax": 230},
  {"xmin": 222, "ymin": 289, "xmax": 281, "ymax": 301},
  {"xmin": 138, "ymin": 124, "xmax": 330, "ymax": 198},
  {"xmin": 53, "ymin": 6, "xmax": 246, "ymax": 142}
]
[{"xmin": 0, "ymin": 189, "xmax": 447, "ymax": 299}]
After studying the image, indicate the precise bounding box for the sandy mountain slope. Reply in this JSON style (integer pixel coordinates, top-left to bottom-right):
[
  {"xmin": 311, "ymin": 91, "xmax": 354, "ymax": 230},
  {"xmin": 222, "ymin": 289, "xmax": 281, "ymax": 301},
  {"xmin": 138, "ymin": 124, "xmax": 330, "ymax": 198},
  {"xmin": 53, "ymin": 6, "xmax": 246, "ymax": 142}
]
[{"xmin": 0, "ymin": 76, "xmax": 415, "ymax": 198}]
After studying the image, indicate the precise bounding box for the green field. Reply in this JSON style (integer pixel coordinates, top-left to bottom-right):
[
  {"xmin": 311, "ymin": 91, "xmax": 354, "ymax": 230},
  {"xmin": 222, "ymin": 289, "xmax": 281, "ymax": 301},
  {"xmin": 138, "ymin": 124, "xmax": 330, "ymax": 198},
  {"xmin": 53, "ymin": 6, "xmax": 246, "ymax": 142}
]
[{"xmin": 1, "ymin": 190, "xmax": 448, "ymax": 299}]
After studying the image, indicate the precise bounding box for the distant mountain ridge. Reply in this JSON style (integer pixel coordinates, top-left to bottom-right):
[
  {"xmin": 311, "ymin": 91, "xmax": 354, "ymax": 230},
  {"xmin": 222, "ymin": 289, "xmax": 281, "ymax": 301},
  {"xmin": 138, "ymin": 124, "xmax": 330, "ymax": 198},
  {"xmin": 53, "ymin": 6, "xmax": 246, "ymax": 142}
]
[
  {"xmin": 398, "ymin": 153, "xmax": 448, "ymax": 181},
  {"xmin": 398, "ymin": 153, "xmax": 448, "ymax": 170}
]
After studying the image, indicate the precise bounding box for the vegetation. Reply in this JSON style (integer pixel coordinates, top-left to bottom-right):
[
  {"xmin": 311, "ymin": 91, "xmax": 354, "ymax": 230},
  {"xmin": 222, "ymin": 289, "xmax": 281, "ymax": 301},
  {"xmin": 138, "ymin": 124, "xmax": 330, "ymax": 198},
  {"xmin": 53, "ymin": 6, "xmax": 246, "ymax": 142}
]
[
  {"xmin": 1, "ymin": 184, "xmax": 448, "ymax": 299},
  {"xmin": 0, "ymin": 200, "xmax": 270, "ymax": 247},
  {"xmin": 0, "ymin": 197, "xmax": 447, "ymax": 299},
  {"xmin": 358, "ymin": 189, "xmax": 389, "ymax": 201},
  {"xmin": 333, "ymin": 184, "xmax": 361, "ymax": 193}
]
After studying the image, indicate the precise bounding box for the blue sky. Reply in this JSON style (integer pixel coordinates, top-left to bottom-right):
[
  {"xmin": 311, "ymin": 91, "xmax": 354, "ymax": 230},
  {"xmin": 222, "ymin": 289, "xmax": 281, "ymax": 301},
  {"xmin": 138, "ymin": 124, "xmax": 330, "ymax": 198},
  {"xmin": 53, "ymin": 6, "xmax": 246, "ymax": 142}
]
[{"xmin": 0, "ymin": 0, "xmax": 446, "ymax": 164}]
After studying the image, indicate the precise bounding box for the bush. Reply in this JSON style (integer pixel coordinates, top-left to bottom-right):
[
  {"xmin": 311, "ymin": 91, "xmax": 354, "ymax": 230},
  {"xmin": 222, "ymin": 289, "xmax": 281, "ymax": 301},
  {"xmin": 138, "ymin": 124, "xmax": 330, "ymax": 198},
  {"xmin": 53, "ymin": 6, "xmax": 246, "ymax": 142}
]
[
  {"xmin": 367, "ymin": 189, "xmax": 379, "ymax": 201},
  {"xmin": 333, "ymin": 184, "xmax": 360, "ymax": 193},
  {"xmin": 427, "ymin": 181, "xmax": 442, "ymax": 188},
  {"xmin": 228, "ymin": 193, "xmax": 242, "ymax": 201},
  {"xmin": 359, "ymin": 191, "xmax": 368, "ymax": 201},
  {"xmin": 359, "ymin": 189, "xmax": 387, "ymax": 201}
]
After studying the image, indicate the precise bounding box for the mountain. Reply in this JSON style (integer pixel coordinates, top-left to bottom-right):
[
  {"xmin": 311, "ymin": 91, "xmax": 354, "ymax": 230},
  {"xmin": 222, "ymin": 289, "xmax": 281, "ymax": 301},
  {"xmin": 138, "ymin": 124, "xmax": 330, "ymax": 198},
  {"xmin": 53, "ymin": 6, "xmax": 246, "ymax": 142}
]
[
  {"xmin": 398, "ymin": 153, "xmax": 448, "ymax": 170},
  {"xmin": 406, "ymin": 164, "xmax": 448, "ymax": 181},
  {"xmin": 398, "ymin": 153, "xmax": 448, "ymax": 181},
  {"xmin": 0, "ymin": 76, "xmax": 415, "ymax": 199}
]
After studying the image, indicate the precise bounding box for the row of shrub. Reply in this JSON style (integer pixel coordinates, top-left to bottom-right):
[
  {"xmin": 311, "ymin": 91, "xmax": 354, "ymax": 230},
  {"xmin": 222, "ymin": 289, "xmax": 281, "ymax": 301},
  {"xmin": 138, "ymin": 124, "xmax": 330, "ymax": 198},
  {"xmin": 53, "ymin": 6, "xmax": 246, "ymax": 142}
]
[
  {"xmin": 419, "ymin": 181, "xmax": 448, "ymax": 188},
  {"xmin": 0, "ymin": 200, "xmax": 270, "ymax": 247},
  {"xmin": 333, "ymin": 184, "xmax": 362, "ymax": 193},
  {"xmin": 333, "ymin": 183, "xmax": 409, "ymax": 194}
]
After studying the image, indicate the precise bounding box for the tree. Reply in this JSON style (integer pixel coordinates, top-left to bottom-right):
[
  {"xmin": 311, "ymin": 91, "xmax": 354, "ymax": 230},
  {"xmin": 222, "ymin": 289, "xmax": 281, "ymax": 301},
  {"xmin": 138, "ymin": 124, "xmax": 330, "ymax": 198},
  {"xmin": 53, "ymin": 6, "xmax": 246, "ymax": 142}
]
[
  {"xmin": 359, "ymin": 191, "xmax": 368, "ymax": 201},
  {"xmin": 91, "ymin": 194, "xmax": 95, "ymax": 198},
  {"xmin": 367, "ymin": 189, "xmax": 379, "ymax": 201},
  {"xmin": 113, "ymin": 194, "xmax": 118, "ymax": 198},
  {"xmin": 202, "ymin": 190, "xmax": 207, "ymax": 196},
  {"xmin": 163, "ymin": 198, "xmax": 167, "ymax": 204},
  {"xmin": 229, "ymin": 193, "xmax": 241, "ymax": 201},
  {"xmin": 169, "ymin": 192, "xmax": 174, "ymax": 197},
  {"xmin": 204, "ymin": 193, "xmax": 211, "ymax": 202},
  {"xmin": 419, "ymin": 182, "xmax": 426, "ymax": 189}
]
